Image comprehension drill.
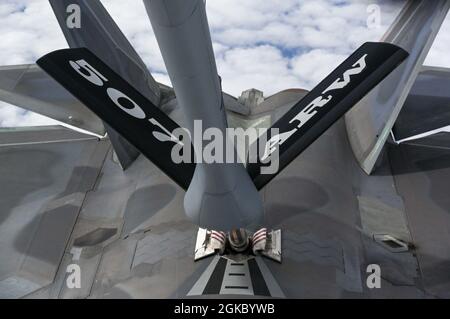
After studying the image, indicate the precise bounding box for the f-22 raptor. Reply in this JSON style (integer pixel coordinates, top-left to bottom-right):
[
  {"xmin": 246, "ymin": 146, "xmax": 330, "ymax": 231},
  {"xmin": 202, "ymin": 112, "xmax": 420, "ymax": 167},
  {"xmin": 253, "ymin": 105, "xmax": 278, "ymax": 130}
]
[{"xmin": 0, "ymin": 0, "xmax": 449, "ymax": 298}]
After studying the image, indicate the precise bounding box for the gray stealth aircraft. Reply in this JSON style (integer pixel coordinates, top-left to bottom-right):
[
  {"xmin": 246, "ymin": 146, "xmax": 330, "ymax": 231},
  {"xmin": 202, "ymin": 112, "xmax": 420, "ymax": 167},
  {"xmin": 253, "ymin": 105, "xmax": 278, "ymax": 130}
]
[{"xmin": 0, "ymin": 0, "xmax": 449, "ymax": 298}]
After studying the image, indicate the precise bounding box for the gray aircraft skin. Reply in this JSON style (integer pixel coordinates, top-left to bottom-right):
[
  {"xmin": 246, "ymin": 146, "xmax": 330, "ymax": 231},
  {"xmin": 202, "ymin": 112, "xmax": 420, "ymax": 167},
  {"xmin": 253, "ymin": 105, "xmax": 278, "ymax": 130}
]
[{"xmin": 0, "ymin": 0, "xmax": 450, "ymax": 298}]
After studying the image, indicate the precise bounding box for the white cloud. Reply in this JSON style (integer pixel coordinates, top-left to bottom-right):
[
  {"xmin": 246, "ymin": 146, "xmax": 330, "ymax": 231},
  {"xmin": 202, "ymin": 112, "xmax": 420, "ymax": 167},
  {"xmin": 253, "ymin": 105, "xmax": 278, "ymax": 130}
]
[
  {"xmin": 0, "ymin": 0, "xmax": 66, "ymax": 65},
  {"xmin": 209, "ymin": 0, "xmax": 404, "ymax": 94},
  {"xmin": 424, "ymin": 11, "xmax": 450, "ymax": 67},
  {"xmin": 216, "ymin": 45, "xmax": 300, "ymax": 95},
  {"xmin": 291, "ymin": 49, "xmax": 348, "ymax": 88},
  {"xmin": 0, "ymin": 101, "xmax": 58, "ymax": 127},
  {"xmin": 0, "ymin": 0, "xmax": 448, "ymax": 128}
]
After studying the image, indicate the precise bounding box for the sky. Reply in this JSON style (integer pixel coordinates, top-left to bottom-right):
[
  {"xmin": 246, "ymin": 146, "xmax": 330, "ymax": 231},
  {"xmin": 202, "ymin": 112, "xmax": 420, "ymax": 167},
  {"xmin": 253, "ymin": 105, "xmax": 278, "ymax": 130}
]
[{"xmin": 0, "ymin": 0, "xmax": 449, "ymax": 128}]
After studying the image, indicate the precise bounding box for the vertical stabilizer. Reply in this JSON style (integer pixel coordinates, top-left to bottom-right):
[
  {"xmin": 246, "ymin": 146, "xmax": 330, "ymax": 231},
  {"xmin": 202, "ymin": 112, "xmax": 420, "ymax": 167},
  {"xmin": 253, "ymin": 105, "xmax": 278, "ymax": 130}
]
[
  {"xmin": 345, "ymin": 0, "xmax": 450, "ymax": 174},
  {"xmin": 49, "ymin": 0, "xmax": 162, "ymax": 169}
]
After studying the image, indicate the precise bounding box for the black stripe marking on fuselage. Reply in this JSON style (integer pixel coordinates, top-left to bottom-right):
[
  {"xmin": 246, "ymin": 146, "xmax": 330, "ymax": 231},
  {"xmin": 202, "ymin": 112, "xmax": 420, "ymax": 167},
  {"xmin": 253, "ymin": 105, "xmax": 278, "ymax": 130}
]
[
  {"xmin": 202, "ymin": 257, "xmax": 227, "ymax": 295},
  {"xmin": 248, "ymin": 258, "xmax": 270, "ymax": 296}
]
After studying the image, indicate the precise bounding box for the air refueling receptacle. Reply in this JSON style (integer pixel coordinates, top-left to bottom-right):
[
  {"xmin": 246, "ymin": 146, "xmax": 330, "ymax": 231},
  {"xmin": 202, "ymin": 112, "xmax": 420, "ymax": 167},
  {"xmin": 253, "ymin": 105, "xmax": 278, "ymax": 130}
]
[{"xmin": 194, "ymin": 227, "xmax": 282, "ymax": 263}]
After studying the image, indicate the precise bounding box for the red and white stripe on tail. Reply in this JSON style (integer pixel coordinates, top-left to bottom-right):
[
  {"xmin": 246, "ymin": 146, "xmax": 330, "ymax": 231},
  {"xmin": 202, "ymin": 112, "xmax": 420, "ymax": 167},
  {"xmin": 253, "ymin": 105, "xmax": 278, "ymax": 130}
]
[
  {"xmin": 252, "ymin": 228, "xmax": 267, "ymax": 254},
  {"xmin": 209, "ymin": 230, "xmax": 226, "ymax": 254}
]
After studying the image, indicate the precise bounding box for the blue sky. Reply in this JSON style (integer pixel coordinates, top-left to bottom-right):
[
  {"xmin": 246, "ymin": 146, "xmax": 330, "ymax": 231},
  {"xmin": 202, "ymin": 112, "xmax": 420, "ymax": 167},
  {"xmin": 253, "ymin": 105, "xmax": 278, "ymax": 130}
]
[{"xmin": 0, "ymin": 0, "xmax": 449, "ymax": 127}]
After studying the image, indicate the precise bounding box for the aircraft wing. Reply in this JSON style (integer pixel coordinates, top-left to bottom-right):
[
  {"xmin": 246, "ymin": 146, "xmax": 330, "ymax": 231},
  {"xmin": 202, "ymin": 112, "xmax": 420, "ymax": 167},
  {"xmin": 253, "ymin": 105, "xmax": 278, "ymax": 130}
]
[
  {"xmin": 37, "ymin": 48, "xmax": 195, "ymax": 190},
  {"xmin": 247, "ymin": 42, "xmax": 408, "ymax": 190}
]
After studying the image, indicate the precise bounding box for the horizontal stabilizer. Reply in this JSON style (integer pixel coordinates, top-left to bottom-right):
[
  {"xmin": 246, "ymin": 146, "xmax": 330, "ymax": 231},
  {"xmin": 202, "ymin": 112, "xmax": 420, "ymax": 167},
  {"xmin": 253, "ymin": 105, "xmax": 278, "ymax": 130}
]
[
  {"xmin": 0, "ymin": 64, "xmax": 104, "ymax": 135},
  {"xmin": 247, "ymin": 42, "xmax": 408, "ymax": 189},
  {"xmin": 37, "ymin": 48, "xmax": 195, "ymax": 190}
]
